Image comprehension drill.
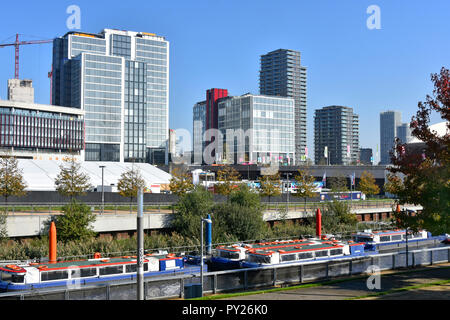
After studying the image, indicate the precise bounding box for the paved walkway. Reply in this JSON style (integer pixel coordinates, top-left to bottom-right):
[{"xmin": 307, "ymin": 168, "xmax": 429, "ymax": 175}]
[{"xmin": 221, "ymin": 264, "xmax": 450, "ymax": 300}]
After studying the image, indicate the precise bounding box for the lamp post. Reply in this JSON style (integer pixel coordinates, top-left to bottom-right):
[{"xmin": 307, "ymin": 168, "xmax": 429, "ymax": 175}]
[
  {"xmin": 99, "ymin": 165, "xmax": 105, "ymax": 215},
  {"xmin": 285, "ymin": 172, "xmax": 291, "ymax": 212},
  {"xmin": 200, "ymin": 217, "xmax": 212, "ymax": 297},
  {"xmin": 137, "ymin": 187, "xmax": 144, "ymax": 300}
]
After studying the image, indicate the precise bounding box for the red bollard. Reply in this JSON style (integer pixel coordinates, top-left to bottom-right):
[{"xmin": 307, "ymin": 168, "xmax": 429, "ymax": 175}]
[
  {"xmin": 49, "ymin": 221, "xmax": 57, "ymax": 263},
  {"xmin": 316, "ymin": 208, "xmax": 322, "ymax": 238}
]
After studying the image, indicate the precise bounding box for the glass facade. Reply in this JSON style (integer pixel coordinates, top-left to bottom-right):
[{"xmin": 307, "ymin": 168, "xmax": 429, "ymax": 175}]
[
  {"xmin": 193, "ymin": 101, "xmax": 206, "ymax": 164},
  {"xmin": 314, "ymin": 106, "xmax": 359, "ymax": 165},
  {"xmin": 260, "ymin": 49, "xmax": 307, "ymax": 164},
  {"xmin": 52, "ymin": 30, "xmax": 169, "ymax": 163},
  {"xmin": 217, "ymin": 94, "xmax": 295, "ymax": 165},
  {"xmin": 0, "ymin": 107, "xmax": 84, "ymax": 152}
]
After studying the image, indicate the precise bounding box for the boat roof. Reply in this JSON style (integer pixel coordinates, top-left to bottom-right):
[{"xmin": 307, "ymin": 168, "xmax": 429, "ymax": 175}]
[
  {"xmin": 217, "ymin": 238, "xmax": 362, "ymax": 256},
  {"xmin": 0, "ymin": 253, "xmax": 181, "ymax": 272},
  {"xmin": 353, "ymin": 229, "xmax": 419, "ymax": 237}
]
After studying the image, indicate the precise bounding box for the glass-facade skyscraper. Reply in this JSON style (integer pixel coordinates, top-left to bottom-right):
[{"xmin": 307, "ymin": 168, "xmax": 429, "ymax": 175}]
[
  {"xmin": 52, "ymin": 29, "xmax": 169, "ymax": 163},
  {"xmin": 379, "ymin": 110, "xmax": 412, "ymax": 165},
  {"xmin": 259, "ymin": 49, "xmax": 307, "ymax": 165}
]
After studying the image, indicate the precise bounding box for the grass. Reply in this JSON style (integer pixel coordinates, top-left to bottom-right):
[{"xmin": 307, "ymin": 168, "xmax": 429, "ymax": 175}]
[
  {"xmin": 188, "ymin": 265, "xmax": 450, "ymax": 300},
  {"xmin": 347, "ymin": 279, "xmax": 450, "ymax": 300}
]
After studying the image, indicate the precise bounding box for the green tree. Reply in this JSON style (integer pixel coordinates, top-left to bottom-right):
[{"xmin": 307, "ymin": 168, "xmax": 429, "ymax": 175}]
[
  {"xmin": 213, "ymin": 202, "xmax": 266, "ymax": 242},
  {"xmin": 215, "ymin": 165, "xmax": 241, "ymax": 198},
  {"xmin": 328, "ymin": 173, "xmax": 349, "ymax": 192},
  {"xmin": 315, "ymin": 200, "xmax": 358, "ymax": 234},
  {"xmin": 0, "ymin": 155, "xmax": 27, "ymax": 208},
  {"xmin": 358, "ymin": 171, "xmax": 380, "ymax": 197},
  {"xmin": 0, "ymin": 209, "xmax": 7, "ymax": 240},
  {"xmin": 293, "ymin": 168, "xmax": 317, "ymax": 213},
  {"xmin": 387, "ymin": 67, "xmax": 449, "ymax": 234},
  {"xmin": 117, "ymin": 166, "xmax": 146, "ymax": 212},
  {"xmin": 258, "ymin": 172, "xmax": 281, "ymax": 204},
  {"xmin": 171, "ymin": 186, "xmax": 214, "ymax": 240},
  {"xmin": 53, "ymin": 199, "xmax": 96, "ymax": 242},
  {"xmin": 169, "ymin": 167, "xmax": 194, "ymax": 196},
  {"xmin": 54, "ymin": 156, "xmax": 93, "ymax": 199}
]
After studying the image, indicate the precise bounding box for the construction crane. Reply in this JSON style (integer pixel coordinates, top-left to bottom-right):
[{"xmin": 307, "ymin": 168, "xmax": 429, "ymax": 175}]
[{"xmin": 0, "ymin": 33, "xmax": 53, "ymax": 79}]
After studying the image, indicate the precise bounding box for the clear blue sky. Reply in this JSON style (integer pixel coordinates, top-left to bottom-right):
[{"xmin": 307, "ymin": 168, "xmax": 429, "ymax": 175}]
[{"xmin": 0, "ymin": 0, "xmax": 448, "ymax": 162}]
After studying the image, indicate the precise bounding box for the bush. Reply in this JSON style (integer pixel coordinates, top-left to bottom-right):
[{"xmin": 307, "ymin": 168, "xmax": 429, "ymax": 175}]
[{"xmin": 53, "ymin": 199, "xmax": 96, "ymax": 242}]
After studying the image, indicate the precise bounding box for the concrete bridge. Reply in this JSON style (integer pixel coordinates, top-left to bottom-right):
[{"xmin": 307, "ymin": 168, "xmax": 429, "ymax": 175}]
[{"xmin": 4, "ymin": 203, "xmax": 422, "ymax": 238}]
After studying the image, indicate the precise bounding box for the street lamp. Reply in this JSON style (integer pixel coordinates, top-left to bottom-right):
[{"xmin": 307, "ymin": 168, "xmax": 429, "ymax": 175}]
[
  {"xmin": 99, "ymin": 165, "xmax": 106, "ymax": 215},
  {"xmin": 200, "ymin": 217, "xmax": 212, "ymax": 297},
  {"xmin": 285, "ymin": 172, "xmax": 292, "ymax": 212}
]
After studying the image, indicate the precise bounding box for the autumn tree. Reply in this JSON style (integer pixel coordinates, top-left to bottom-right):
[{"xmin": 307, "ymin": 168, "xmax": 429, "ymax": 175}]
[
  {"xmin": 328, "ymin": 173, "xmax": 348, "ymax": 192},
  {"xmin": 387, "ymin": 67, "xmax": 449, "ymax": 234},
  {"xmin": 215, "ymin": 165, "xmax": 241, "ymax": 198},
  {"xmin": 117, "ymin": 166, "xmax": 146, "ymax": 212},
  {"xmin": 53, "ymin": 199, "xmax": 96, "ymax": 242},
  {"xmin": 293, "ymin": 168, "xmax": 317, "ymax": 213},
  {"xmin": 258, "ymin": 172, "xmax": 281, "ymax": 204},
  {"xmin": 0, "ymin": 155, "xmax": 27, "ymax": 208},
  {"xmin": 54, "ymin": 156, "xmax": 93, "ymax": 200},
  {"xmin": 169, "ymin": 167, "xmax": 194, "ymax": 196},
  {"xmin": 358, "ymin": 171, "xmax": 380, "ymax": 198}
]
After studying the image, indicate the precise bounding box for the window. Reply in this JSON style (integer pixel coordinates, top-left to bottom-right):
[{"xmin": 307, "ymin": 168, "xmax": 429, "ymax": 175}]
[
  {"xmin": 99, "ymin": 265, "xmax": 124, "ymax": 275},
  {"xmin": 248, "ymin": 255, "xmax": 271, "ymax": 264},
  {"xmin": 330, "ymin": 249, "xmax": 343, "ymax": 256},
  {"xmin": 218, "ymin": 251, "xmax": 240, "ymax": 260},
  {"xmin": 1, "ymin": 272, "xmax": 25, "ymax": 283},
  {"xmin": 391, "ymin": 235, "xmax": 402, "ymax": 241},
  {"xmin": 280, "ymin": 254, "xmax": 297, "ymax": 262},
  {"xmin": 298, "ymin": 252, "xmax": 313, "ymax": 260},
  {"xmin": 41, "ymin": 271, "xmax": 69, "ymax": 281},
  {"xmin": 72, "ymin": 267, "xmax": 97, "ymax": 278},
  {"xmin": 314, "ymin": 250, "xmax": 328, "ymax": 258},
  {"xmin": 125, "ymin": 263, "xmax": 149, "ymax": 273},
  {"xmin": 380, "ymin": 236, "xmax": 391, "ymax": 242}
]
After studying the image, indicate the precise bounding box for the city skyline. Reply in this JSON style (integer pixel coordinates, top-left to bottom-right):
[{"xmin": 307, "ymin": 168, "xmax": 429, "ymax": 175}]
[{"xmin": 0, "ymin": 1, "xmax": 448, "ymax": 163}]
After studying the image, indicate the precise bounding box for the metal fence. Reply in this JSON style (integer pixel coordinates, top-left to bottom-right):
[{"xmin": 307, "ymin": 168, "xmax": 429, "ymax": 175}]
[{"xmin": 1, "ymin": 246, "xmax": 448, "ymax": 300}]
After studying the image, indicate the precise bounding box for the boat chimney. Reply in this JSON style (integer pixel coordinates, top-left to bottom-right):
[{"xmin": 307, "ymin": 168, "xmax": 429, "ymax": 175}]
[
  {"xmin": 49, "ymin": 221, "xmax": 57, "ymax": 263},
  {"xmin": 316, "ymin": 208, "xmax": 322, "ymax": 238}
]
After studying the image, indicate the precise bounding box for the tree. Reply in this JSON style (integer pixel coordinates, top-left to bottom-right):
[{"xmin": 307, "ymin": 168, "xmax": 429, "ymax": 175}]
[
  {"xmin": 0, "ymin": 155, "xmax": 27, "ymax": 208},
  {"xmin": 54, "ymin": 156, "xmax": 92, "ymax": 199},
  {"xmin": 169, "ymin": 167, "xmax": 194, "ymax": 196},
  {"xmin": 316, "ymin": 200, "xmax": 358, "ymax": 234},
  {"xmin": 258, "ymin": 172, "xmax": 281, "ymax": 204},
  {"xmin": 358, "ymin": 171, "xmax": 380, "ymax": 197},
  {"xmin": 215, "ymin": 165, "xmax": 241, "ymax": 198},
  {"xmin": 117, "ymin": 165, "xmax": 146, "ymax": 212},
  {"xmin": 328, "ymin": 173, "xmax": 348, "ymax": 192},
  {"xmin": 171, "ymin": 186, "xmax": 214, "ymax": 240},
  {"xmin": 53, "ymin": 199, "xmax": 96, "ymax": 242},
  {"xmin": 293, "ymin": 168, "xmax": 317, "ymax": 213},
  {"xmin": 387, "ymin": 67, "xmax": 449, "ymax": 234},
  {"xmin": 0, "ymin": 210, "xmax": 7, "ymax": 240},
  {"xmin": 229, "ymin": 184, "xmax": 261, "ymax": 209}
]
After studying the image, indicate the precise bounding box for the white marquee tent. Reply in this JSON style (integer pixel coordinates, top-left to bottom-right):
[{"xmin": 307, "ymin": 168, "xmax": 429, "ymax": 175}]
[{"xmin": 16, "ymin": 159, "xmax": 172, "ymax": 192}]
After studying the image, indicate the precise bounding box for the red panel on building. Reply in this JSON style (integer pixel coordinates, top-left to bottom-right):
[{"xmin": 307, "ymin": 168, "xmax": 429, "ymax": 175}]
[{"xmin": 205, "ymin": 88, "xmax": 228, "ymax": 131}]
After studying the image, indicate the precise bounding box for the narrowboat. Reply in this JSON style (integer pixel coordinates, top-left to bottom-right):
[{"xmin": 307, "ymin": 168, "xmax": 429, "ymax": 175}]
[
  {"xmin": 239, "ymin": 238, "xmax": 369, "ymax": 268},
  {"xmin": 351, "ymin": 229, "xmax": 447, "ymax": 251},
  {"xmin": 0, "ymin": 252, "xmax": 205, "ymax": 292}
]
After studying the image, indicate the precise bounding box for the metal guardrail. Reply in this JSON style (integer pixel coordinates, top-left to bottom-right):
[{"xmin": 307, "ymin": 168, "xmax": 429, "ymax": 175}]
[
  {"xmin": 1, "ymin": 200, "xmax": 398, "ymax": 215},
  {"xmin": 1, "ymin": 246, "xmax": 448, "ymax": 300}
]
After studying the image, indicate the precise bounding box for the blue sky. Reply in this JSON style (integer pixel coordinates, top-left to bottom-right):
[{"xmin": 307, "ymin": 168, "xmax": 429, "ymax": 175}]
[{"xmin": 0, "ymin": 0, "xmax": 448, "ymax": 162}]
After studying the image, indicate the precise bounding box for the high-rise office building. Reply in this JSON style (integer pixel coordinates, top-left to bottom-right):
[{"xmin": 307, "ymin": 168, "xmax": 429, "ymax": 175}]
[
  {"xmin": 217, "ymin": 94, "xmax": 295, "ymax": 165},
  {"xmin": 379, "ymin": 110, "xmax": 402, "ymax": 164},
  {"xmin": 359, "ymin": 148, "xmax": 373, "ymax": 165},
  {"xmin": 314, "ymin": 106, "xmax": 359, "ymax": 165},
  {"xmin": 52, "ymin": 29, "xmax": 169, "ymax": 164},
  {"xmin": 397, "ymin": 122, "xmax": 412, "ymax": 144},
  {"xmin": 193, "ymin": 100, "xmax": 206, "ymax": 164},
  {"xmin": 259, "ymin": 49, "xmax": 307, "ymax": 164}
]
